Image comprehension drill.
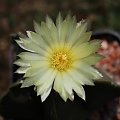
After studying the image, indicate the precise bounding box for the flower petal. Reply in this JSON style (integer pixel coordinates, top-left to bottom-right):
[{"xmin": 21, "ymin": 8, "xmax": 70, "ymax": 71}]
[
  {"xmin": 46, "ymin": 15, "xmax": 53, "ymax": 29},
  {"xmin": 41, "ymin": 87, "xmax": 52, "ymax": 102},
  {"xmin": 63, "ymin": 72, "xmax": 85, "ymax": 101},
  {"xmin": 54, "ymin": 72, "xmax": 70, "ymax": 102},
  {"xmin": 19, "ymin": 38, "xmax": 48, "ymax": 55},
  {"xmin": 72, "ymin": 31, "xmax": 92, "ymax": 47},
  {"xmin": 67, "ymin": 69, "xmax": 84, "ymax": 85},
  {"xmin": 56, "ymin": 13, "xmax": 63, "ymax": 38},
  {"xmin": 60, "ymin": 88, "xmax": 69, "ymax": 102},
  {"xmin": 45, "ymin": 16, "xmax": 59, "ymax": 46},
  {"xmin": 39, "ymin": 22, "xmax": 53, "ymax": 45},
  {"xmin": 59, "ymin": 15, "xmax": 76, "ymax": 46},
  {"xmin": 59, "ymin": 20, "xmax": 70, "ymax": 43},
  {"xmin": 72, "ymin": 82, "xmax": 85, "ymax": 101},
  {"xmin": 15, "ymin": 67, "xmax": 30, "ymax": 74},
  {"xmin": 21, "ymin": 68, "xmax": 48, "ymax": 87},
  {"xmin": 29, "ymin": 60, "xmax": 49, "ymax": 68},
  {"xmin": 73, "ymin": 61, "xmax": 102, "ymax": 79},
  {"xmin": 36, "ymin": 69, "xmax": 57, "ymax": 99},
  {"xmin": 62, "ymin": 73, "xmax": 74, "ymax": 101},
  {"xmin": 35, "ymin": 69, "xmax": 57, "ymax": 86},
  {"xmin": 21, "ymin": 77, "xmax": 36, "ymax": 88},
  {"xmin": 68, "ymin": 21, "xmax": 88, "ymax": 45},
  {"xmin": 15, "ymin": 40, "xmax": 34, "ymax": 53},
  {"xmin": 68, "ymin": 69, "xmax": 94, "ymax": 86},
  {"xmin": 34, "ymin": 20, "xmax": 41, "ymax": 33},
  {"xmin": 24, "ymin": 66, "xmax": 48, "ymax": 77},
  {"xmin": 14, "ymin": 59, "xmax": 30, "ymax": 67},
  {"xmin": 34, "ymin": 21, "xmax": 54, "ymax": 48},
  {"xmin": 18, "ymin": 52, "xmax": 46, "ymax": 61},
  {"xmin": 72, "ymin": 40, "xmax": 102, "ymax": 60},
  {"xmin": 26, "ymin": 31, "xmax": 52, "ymax": 51},
  {"xmin": 53, "ymin": 72, "xmax": 63, "ymax": 94},
  {"xmin": 81, "ymin": 54, "xmax": 104, "ymax": 65}
]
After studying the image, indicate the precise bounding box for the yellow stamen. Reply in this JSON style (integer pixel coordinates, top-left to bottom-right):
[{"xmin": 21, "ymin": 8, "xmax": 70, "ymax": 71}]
[{"xmin": 50, "ymin": 50, "xmax": 72, "ymax": 72}]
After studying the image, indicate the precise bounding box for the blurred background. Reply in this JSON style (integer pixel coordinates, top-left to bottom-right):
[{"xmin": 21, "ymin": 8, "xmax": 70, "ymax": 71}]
[{"xmin": 0, "ymin": 0, "xmax": 120, "ymax": 120}]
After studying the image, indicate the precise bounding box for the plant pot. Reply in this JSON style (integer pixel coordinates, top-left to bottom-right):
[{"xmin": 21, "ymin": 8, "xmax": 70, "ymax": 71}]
[{"xmin": 91, "ymin": 29, "xmax": 120, "ymax": 43}]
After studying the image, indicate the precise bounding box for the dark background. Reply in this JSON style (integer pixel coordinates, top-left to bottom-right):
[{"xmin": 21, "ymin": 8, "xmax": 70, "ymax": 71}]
[{"xmin": 0, "ymin": 0, "xmax": 120, "ymax": 119}]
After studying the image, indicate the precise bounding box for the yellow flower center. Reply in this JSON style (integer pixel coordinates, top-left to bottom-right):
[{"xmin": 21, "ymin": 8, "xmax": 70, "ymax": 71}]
[{"xmin": 50, "ymin": 50, "xmax": 72, "ymax": 72}]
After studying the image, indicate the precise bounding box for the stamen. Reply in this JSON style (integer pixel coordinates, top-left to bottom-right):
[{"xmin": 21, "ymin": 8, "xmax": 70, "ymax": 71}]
[{"xmin": 50, "ymin": 50, "xmax": 72, "ymax": 72}]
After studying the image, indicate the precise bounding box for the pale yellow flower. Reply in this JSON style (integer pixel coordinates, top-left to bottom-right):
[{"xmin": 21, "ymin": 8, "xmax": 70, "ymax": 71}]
[{"xmin": 14, "ymin": 14, "xmax": 103, "ymax": 102}]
